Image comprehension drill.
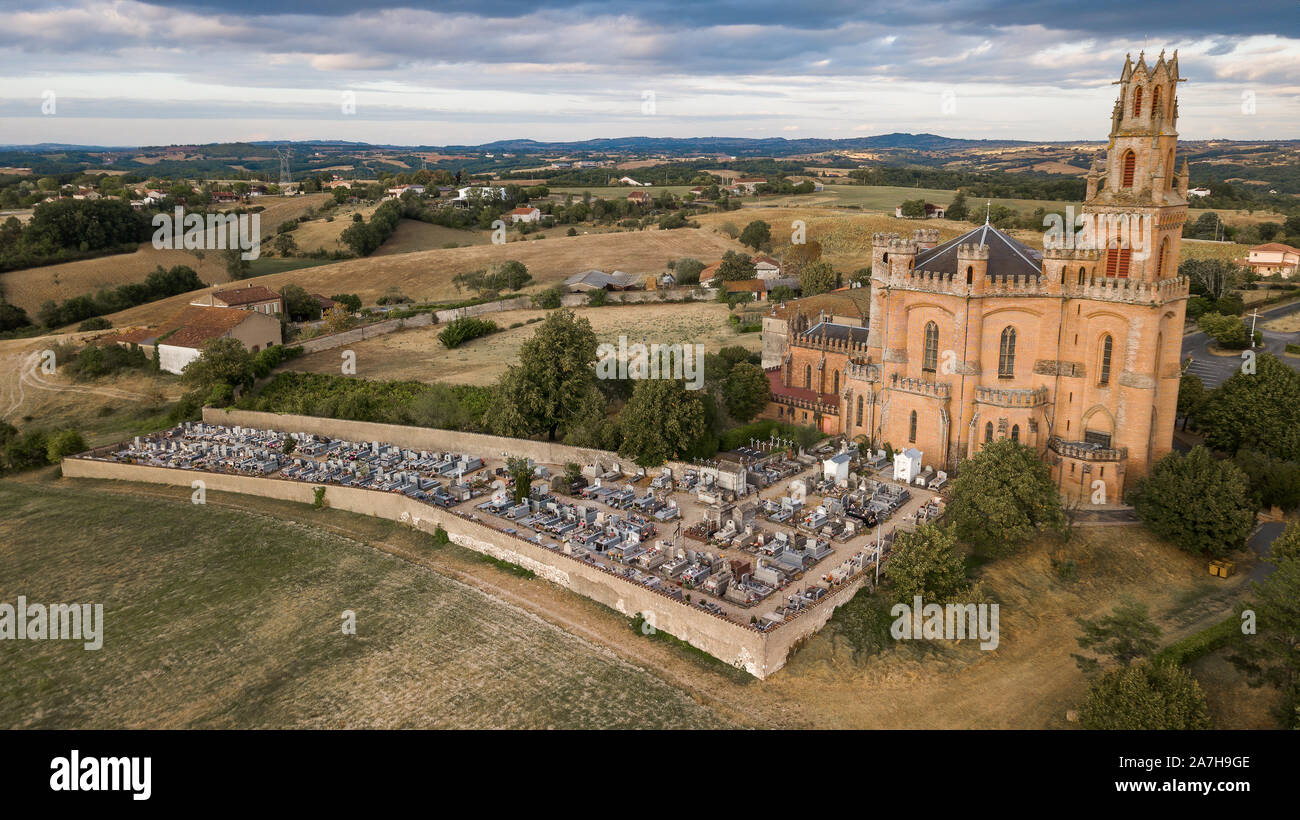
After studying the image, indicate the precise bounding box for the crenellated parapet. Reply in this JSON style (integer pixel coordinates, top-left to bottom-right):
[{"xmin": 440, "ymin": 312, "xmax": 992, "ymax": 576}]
[
  {"xmin": 844, "ymin": 361, "xmax": 880, "ymax": 383},
  {"xmin": 890, "ymin": 374, "xmax": 951, "ymax": 399},
  {"xmin": 791, "ymin": 329, "xmax": 872, "ymax": 356},
  {"xmin": 1066, "ymin": 274, "xmax": 1189, "ymax": 304},
  {"xmin": 976, "ymin": 385, "xmax": 1050, "ymax": 407}
]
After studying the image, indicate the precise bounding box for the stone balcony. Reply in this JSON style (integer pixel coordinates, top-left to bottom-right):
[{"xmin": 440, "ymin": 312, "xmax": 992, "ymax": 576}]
[
  {"xmin": 976, "ymin": 385, "xmax": 1050, "ymax": 407},
  {"xmin": 1048, "ymin": 436, "xmax": 1127, "ymax": 462}
]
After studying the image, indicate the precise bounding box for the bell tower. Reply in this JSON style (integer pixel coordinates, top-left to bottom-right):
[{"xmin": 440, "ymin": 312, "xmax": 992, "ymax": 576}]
[{"xmin": 1084, "ymin": 50, "xmax": 1188, "ymax": 282}]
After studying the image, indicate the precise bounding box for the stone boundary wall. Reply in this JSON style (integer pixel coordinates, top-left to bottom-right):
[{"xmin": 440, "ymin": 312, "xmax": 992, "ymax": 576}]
[
  {"xmin": 201, "ymin": 407, "xmax": 695, "ymax": 478},
  {"xmin": 60, "ymin": 456, "xmax": 778, "ymax": 677},
  {"xmin": 295, "ymin": 313, "xmax": 434, "ymax": 354},
  {"xmin": 71, "ymin": 409, "xmax": 873, "ymax": 678},
  {"xmin": 294, "ymin": 289, "xmax": 718, "ymax": 355}
]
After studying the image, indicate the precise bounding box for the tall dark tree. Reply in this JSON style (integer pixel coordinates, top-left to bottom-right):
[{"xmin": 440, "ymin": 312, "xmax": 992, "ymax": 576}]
[
  {"xmin": 486, "ymin": 308, "xmax": 604, "ymax": 441},
  {"xmin": 947, "ymin": 439, "xmax": 1065, "ymax": 557},
  {"xmin": 1130, "ymin": 446, "xmax": 1255, "ymax": 557}
]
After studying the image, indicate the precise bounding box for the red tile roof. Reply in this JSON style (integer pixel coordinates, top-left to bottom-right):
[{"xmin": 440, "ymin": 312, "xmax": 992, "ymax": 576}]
[
  {"xmin": 211, "ymin": 285, "xmax": 281, "ymax": 306},
  {"xmin": 766, "ymin": 368, "xmax": 839, "ymax": 407},
  {"xmin": 156, "ymin": 306, "xmax": 259, "ymax": 349}
]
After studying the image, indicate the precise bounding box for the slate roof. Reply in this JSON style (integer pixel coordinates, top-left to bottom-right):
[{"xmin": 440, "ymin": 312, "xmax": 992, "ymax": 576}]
[
  {"xmin": 800, "ymin": 321, "xmax": 870, "ymax": 345},
  {"xmin": 913, "ymin": 223, "xmax": 1042, "ymax": 279}
]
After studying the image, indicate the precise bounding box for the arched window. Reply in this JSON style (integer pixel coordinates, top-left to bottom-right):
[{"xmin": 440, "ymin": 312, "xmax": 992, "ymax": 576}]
[
  {"xmin": 1099, "ymin": 334, "xmax": 1113, "ymax": 386},
  {"xmin": 984, "ymin": 421, "xmax": 994, "ymax": 443},
  {"xmin": 804, "ymin": 364, "xmax": 811, "ymax": 389},
  {"xmin": 998, "ymin": 326, "xmax": 1016, "ymax": 378},
  {"xmin": 1121, "ymin": 150, "xmax": 1136, "ymax": 188},
  {"xmin": 1106, "ymin": 214, "xmax": 1132, "ymax": 278},
  {"xmin": 1156, "ymin": 237, "xmax": 1170, "ymax": 279},
  {"xmin": 833, "ymin": 371, "xmax": 840, "ymax": 394},
  {"xmin": 909, "ymin": 411, "xmax": 918, "ymax": 443},
  {"xmin": 966, "ymin": 265, "xmax": 973, "ymax": 285},
  {"xmin": 1132, "ymin": 86, "xmax": 1143, "ymax": 117},
  {"xmin": 1151, "ymin": 86, "xmax": 1161, "ymax": 117},
  {"xmin": 1011, "ymin": 424, "xmax": 1020, "ymax": 443},
  {"xmin": 1078, "ymin": 266, "xmax": 1086, "ymax": 286},
  {"xmin": 856, "ymin": 394, "xmax": 863, "ymax": 426},
  {"xmin": 922, "ymin": 321, "xmax": 939, "ymax": 373}
]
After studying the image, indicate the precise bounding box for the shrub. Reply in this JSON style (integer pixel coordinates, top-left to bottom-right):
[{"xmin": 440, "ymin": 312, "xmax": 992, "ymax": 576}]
[
  {"xmin": 45, "ymin": 430, "xmax": 86, "ymax": 462},
  {"xmin": 437, "ymin": 317, "xmax": 498, "ymax": 349}
]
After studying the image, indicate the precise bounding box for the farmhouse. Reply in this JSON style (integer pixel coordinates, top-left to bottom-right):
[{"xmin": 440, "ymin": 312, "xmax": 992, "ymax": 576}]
[
  {"xmin": 507, "ymin": 206, "xmax": 542, "ymax": 224},
  {"xmin": 894, "ymin": 202, "xmax": 947, "ymax": 219},
  {"xmin": 110, "ymin": 306, "xmax": 283, "ymax": 374},
  {"xmin": 627, "ymin": 191, "xmax": 652, "ymax": 205},
  {"xmin": 752, "ymin": 255, "xmax": 782, "ymax": 280},
  {"xmin": 1246, "ymin": 242, "xmax": 1300, "ymax": 278},
  {"xmin": 191, "ymin": 284, "xmax": 284, "ymax": 315}
]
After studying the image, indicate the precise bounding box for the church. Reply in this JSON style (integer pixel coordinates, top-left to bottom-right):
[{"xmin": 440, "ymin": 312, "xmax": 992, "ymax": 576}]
[{"xmin": 764, "ymin": 53, "xmax": 1191, "ymax": 503}]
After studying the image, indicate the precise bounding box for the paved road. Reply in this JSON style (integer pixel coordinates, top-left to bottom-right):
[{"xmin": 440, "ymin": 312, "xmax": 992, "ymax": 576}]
[
  {"xmin": 1181, "ymin": 298, "xmax": 1300, "ymax": 389},
  {"xmin": 1248, "ymin": 522, "xmax": 1288, "ymax": 583}
]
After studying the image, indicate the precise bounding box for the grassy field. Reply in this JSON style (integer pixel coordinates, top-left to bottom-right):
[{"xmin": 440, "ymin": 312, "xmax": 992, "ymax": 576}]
[
  {"xmin": 285, "ymin": 301, "xmax": 762, "ymax": 386},
  {"xmin": 0, "ymin": 478, "xmax": 732, "ymax": 729}
]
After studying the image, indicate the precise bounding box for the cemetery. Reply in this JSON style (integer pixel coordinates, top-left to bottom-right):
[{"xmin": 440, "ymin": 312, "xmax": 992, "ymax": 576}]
[{"xmin": 68, "ymin": 416, "xmax": 944, "ymax": 674}]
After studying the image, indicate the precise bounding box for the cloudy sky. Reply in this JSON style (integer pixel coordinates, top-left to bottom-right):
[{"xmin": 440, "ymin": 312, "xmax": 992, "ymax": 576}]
[{"xmin": 0, "ymin": 0, "xmax": 1296, "ymax": 147}]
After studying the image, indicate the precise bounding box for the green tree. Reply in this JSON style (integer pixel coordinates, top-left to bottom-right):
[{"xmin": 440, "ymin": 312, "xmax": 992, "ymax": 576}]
[
  {"xmin": 44, "ymin": 430, "xmax": 86, "ymax": 463},
  {"xmin": 883, "ymin": 523, "xmax": 968, "ymax": 606},
  {"xmin": 739, "ymin": 219, "xmax": 771, "ymax": 250},
  {"xmin": 799, "ymin": 260, "xmax": 837, "ymax": 297},
  {"xmin": 1268, "ymin": 521, "xmax": 1300, "ymax": 565},
  {"xmin": 1176, "ymin": 371, "xmax": 1205, "ymax": 430},
  {"xmin": 1130, "ymin": 446, "xmax": 1255, "ymax": 557},
  {"xmin": 1072, "ymin": 597, "xmax": 1162, "ymax": 674},
  {"xmin": 723, "ymin": 362, "xmax": 770, "ymax": 423},
  {"xmin": 1180, "ymin": 257, "xmax": 1242, "ymax": 300},
  {"xmin": 945, "ymin": 190, "xmax": 969, "ymax": 222},
  {"xmin": 714, "ymin": 250, "xmax": 754, "ymax": 282},
  {"xmin": 221, "ymin": 247, "xmax": 251, "ymax": 280},
  {"xmin": 1199, "ymin": 353, "xmax": 1300, "ymax": 460},
  {"xmin": 330, "ymin": 293, "xmax": 362, "ymax": 312},
  {"xmin": 1230, "ymin": 535, "xmax": 1300, "ymax": 726},
  {"xmin": 674, "ymin": 257, "xmax": 704, "ymax": 286},
  {"xmin": 1197, "ymin": 311, "xmax": 1249, "ymax": 348},
  {"xmin": 947, "ymin": 439, "xmax": 1065, "ymax": 557},
  {"xmin": 505, "ymin": 456, "xmax": 534, "ymax": 505},
  {"xmin": 181, "ymin": 337, "xmax": 256, "ymax": 397},
  {"xmin": 899, "ymin": 198, "xmax": 927, "ymax": 218},
  {"xmin": 486, "ymin": 308, "xmax": 604, "ymax": 441},
  {"xmin": 1079, "ymin": 661, "xmax": 1212, "ymax": 730},
  {"xmin": 1234, "ymin": 450, "xmax": 1300, "ymax": 511},
  {"xmin": 618, "ymin": 378, "xmax": 717, "ymax": 467},
  {"xmin": 280, "ymin": 284, "xmax": 322, "ymax": 322}
]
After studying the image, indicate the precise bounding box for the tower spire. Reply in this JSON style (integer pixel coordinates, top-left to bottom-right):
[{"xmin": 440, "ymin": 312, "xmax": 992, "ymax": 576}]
[{"xmin": 984, "ymin": 200, "xmax": 991, "ymax": 225}]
